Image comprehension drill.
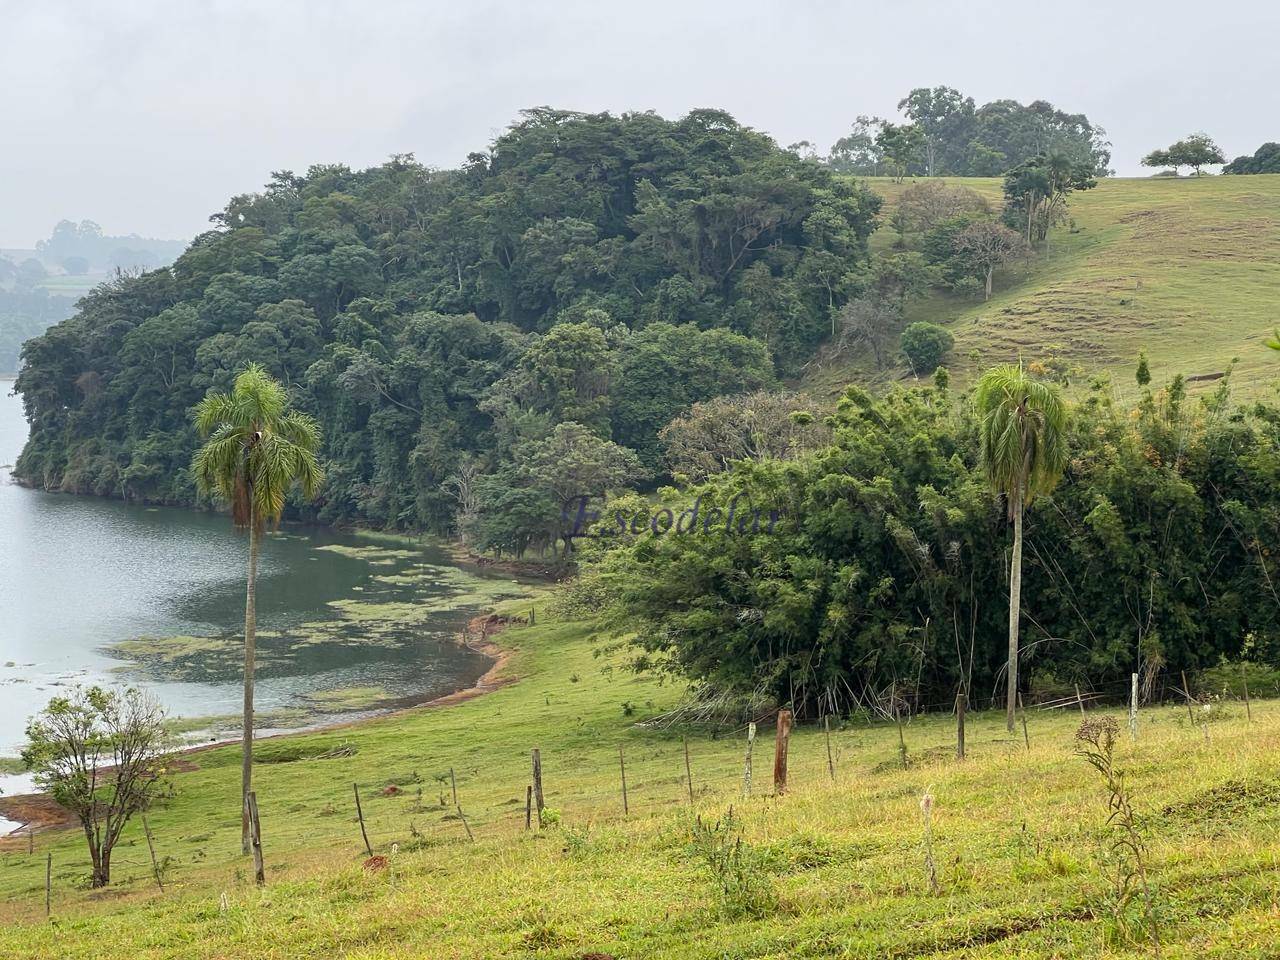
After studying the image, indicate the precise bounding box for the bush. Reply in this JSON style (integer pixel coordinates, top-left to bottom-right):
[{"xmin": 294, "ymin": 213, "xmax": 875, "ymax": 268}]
[{"xmin": 900, "ymin": 322, "xmax": 955, "ymax": 373}]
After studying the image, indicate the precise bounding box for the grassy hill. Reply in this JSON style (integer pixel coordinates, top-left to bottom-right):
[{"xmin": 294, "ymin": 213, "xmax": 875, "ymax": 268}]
[
  {"xmin": 803, "ymin": 174, "xmax": 1280, "ymax": 397},
  {"xmin": 1, "ymin": 595, "xmax": 1277, "ymax": 958}
]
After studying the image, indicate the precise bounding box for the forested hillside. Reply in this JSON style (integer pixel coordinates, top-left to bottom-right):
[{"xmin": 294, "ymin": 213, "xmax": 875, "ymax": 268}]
[{"xmin": 14, "ymin": 109, "xmax": 879, "ymax": 539}]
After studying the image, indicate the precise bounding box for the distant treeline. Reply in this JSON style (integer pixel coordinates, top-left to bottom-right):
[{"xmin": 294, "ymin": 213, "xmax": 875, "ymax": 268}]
[
  {"xmin": 35, "ymin": 220, "xmax": 186, "ymax": 273},
  {"xmin": 816, "ymin": 86, "xmax": 1111, "ymax": 178}
]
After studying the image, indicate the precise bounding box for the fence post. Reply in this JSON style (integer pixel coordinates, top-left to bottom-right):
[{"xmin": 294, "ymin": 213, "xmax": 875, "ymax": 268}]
[
  {"xmin": 353, "ymin": 783, "xmax": 372, "ymax": 857},
  {"xmin": 456, "ymin": 805, "xmax": 474, "ymax": 842},
  {"xmin": 524, "ymin": 784, "xmax": 532, "ymax": 830},
  {"xmin": 449, "ymin": 767, "xmax": 458, "ymax": 808},
  {"xmin": 1241, "ymin": 663, "xmax": 1253, "ymax": 722},
  {"xmin": 1129, "ymin": 673, "xmax": 1139, "ymax": 740},
  {"xmin": 742, "ymin": 722, "xmax": 756, "ymax": 798},
  {"xmin": 1017, "ymin": 691, "xmax": 1030, "ymax": 750},
  {"xmin": 773, "ymin": 709, "xmax": 792, "ymax": 796},
  {"xmin": 141, "ymin": 813, "xmax": 164, "ymax": 892},
  {"xmin": 1074, "ymin": 683, "xmax": 1086, "ymax": 716},
  {"xmin": 955, "ymin": 691, "xmax": 966, "ymax": 761},
  {"xmin": 683, "ymin": 738, "xmax": 694, "ymax": 804},
  {"xmin": 247, "ymin": 791, "xmax": 265, "ymax": 886},
  {"xmin": 893, "ymin": 682, "xmax": 907, "ymax": 769},
  {"xmin": 531, "ymin": 749, "xmax": 545, "ymax": 827},
  {"xmin": 1181, "ymin": 669, "xmax": 1195, "ymax": 724},
  {"xmin": 824, "ymin": 715, "xmax": 835, "ymax": 780},
  {"xmin": 44, "ymin": 852, "xmax": 51, "ymax": 918},
  {"xmin": 618, "ymin": 745, "xmax": 629, "ymax": 816}
]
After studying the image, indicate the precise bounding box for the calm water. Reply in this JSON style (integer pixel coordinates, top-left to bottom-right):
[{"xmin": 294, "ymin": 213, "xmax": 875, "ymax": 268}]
[{"xmin": 0, "ymin": 379, "xmax": 511, "ymax": 768}]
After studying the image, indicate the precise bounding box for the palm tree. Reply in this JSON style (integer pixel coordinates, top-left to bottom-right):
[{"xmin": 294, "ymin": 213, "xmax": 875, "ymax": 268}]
[
  {"xmin": 191, "ymin": 364, "xmax": 323, "ymax": 853},
  {"xmin": 974, "ymin": 364, "xmax": 1068, "ymax": 732}
]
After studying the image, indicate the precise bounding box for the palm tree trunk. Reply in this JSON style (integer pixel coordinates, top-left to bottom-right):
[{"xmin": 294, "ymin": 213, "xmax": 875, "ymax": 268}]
[
  {"xmin": 1006, "ymin": 494, "xmax": 1023, "ymax": 732},
  {"xmin": 241, "ymin": 514, "xmax": 259, "ymax": 854}
]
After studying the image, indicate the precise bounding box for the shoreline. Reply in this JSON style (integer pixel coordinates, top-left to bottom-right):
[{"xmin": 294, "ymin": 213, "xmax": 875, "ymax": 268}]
[{"xmin": 0, "ymin": 611, "xmax": 526, "ymax": 842}]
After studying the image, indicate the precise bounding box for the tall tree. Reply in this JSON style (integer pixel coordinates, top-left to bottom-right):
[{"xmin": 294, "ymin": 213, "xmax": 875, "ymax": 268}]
[
  {"xmin": 975, "ymin": 364, "xmax": 1068, "ymax": 731},
  {"xmin": 191, "ymin": 364, "xmax": 323, "ymax": 852}
]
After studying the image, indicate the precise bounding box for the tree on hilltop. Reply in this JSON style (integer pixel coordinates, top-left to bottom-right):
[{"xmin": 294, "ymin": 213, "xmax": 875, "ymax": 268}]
[{"xmin": 1142, "ymin": 134, "xmax": 1225, "ymax": 177}]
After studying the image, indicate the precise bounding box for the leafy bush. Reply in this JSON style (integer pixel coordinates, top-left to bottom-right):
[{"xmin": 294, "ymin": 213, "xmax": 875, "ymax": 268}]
[{"xmin": 899, "ymin": 321, "xmax": 955, "ymax": 373}]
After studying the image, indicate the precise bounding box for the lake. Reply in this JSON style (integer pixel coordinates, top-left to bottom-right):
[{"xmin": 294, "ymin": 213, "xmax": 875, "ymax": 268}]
[{"xmin": 0, "ymin": 378, "xmax": 524, "ymax": 803}]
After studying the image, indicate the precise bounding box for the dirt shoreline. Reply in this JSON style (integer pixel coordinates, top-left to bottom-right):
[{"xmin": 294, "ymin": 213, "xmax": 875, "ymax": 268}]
[{"xmin": 0, "ymin": 612, "xmax": 524, "ymax": 843}]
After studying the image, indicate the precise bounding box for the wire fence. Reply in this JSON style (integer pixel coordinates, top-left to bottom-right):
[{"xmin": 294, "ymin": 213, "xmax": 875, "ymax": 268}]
[{"xmin": 1, "ymin": 661, "xmax": 1271, "ymax": 915}]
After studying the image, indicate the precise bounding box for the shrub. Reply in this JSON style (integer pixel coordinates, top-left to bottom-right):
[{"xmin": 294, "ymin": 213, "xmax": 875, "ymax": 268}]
[{"xmin": 900, "ymin": 322, "xmax": 955, "ymax": 373}]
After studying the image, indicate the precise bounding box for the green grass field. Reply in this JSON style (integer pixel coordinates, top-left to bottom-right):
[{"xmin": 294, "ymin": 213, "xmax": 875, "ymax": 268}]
[
  {"xmin": 803, "ymin": 175, "xmax": 1280, "ymax": 398},
  {"xmin": 1, "ymin": 593, "xmax": 1277, "ymax": 958}
]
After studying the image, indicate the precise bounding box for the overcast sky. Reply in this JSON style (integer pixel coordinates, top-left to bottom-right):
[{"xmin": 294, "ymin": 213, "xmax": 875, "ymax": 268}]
[{"xmin": 3, "ymin": 0, "xmax": 1276, "ymax": 249}]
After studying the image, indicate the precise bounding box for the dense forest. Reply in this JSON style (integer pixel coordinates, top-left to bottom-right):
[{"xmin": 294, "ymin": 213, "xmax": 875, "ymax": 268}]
[
  {"xmin": 14, "ymin": 108, "xmax": 886, "ymax": 535},
  {"xmin": 581, "ymin": 370, "xmax": 1280, "ymax": 711}
]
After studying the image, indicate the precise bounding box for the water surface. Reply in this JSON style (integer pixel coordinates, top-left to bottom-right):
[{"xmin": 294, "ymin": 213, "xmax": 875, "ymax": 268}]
[{"xmin": 0, "ymin": 380, "xmax": 522, "ymax": 806}]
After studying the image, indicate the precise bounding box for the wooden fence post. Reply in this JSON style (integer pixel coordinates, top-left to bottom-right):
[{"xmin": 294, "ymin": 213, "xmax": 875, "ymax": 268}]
[
  {"xmin": 1129, "ymin": 673, "xmax": 1139, "ymax": 740},
  {"xmin": 1241, "ymin": 663, "xmax": 1253, "ymax": 722},
  {"xmin": 353, "ymin": 783, "xmax": 372, "ymax": 857},
  {"xmin": 742, "ymin": 722, "xmax": 756, "ymax": 798},
  {"xmin": 618, "ymin": 745, "xmax": 629, "ymax": 816},
  {"xmin": 28, "ymin": 827, "xmax": 33, "ymax": 855},
  {"xmin": 1181, "ymin": 669, "xmax": 1195, "ymax": 724},
  {"xmin": 773, "ymin": 709, "xmax": 792, "ymax": 796},
  {"xmin": 141, "ymin": 813, "xmax": 164, "ymax": 892},
  {"xmin": 531, "ymin": 749, "xmax": 545, "ymax": 827},
  {"xmin": 247, "ymin": 791, "xmax": 265, "ymax": 886},
  {"xmin": 955, "ymin": 691, "xmax": 966, "ymax": 761},
  {"xmin": 449, "ymin": 767, "xmax": 459, "ymax": 808},
  {"xmin": 1017, "ymin": 691, "xmax": 1030, "ymax": 750},
  {"xmin": 44, "ymin": 852, "xmax": 51, "ymax": 917},
  {"xmin": 1074, "ymin": 683, "xmax": 1086, "ymax": 716},
  {"xmin": 824, "ymin": 716, "xmax": 835, "ymax": 780},
  {"xmin": 683, "ymin": 738, "xmax": 694, "ymax": 804},
  {"xmin": 893, "ymin": 682, "xmax": 907, "ymax": 769},
  {"xmin": 524, "ymin": 784, "xmax": 532, "ymax": 830}
]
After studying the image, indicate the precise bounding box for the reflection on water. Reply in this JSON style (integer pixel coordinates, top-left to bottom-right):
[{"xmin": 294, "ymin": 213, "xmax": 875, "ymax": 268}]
[{"xmin": 0, "ymin": 379, "xmax": 521, "ymax": 757}]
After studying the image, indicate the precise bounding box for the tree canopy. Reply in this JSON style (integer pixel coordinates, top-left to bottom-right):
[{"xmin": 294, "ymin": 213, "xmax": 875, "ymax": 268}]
[{"xmin": 14, "ymin": 109, "xmax": 880, "ymax": 539}]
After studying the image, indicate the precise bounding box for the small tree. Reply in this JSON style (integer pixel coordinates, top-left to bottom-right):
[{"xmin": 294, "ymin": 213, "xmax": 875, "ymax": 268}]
[
  {"xmin": 875, "ymin": 123, "xmax": 924, "ymax": 182},
  {"xmin": 900, "ymin": 322, "xmax": 955, "ymax": 374},
  {"xmin": 23, "ymin": 687, "xmax": 170, "ymax": 888},
  {"xmin": 954, "ymin": 220, "xmax": 1027, "ymax": 300},
  {"xmin": 1142, "ymin": 134, "xmax": 1225, "ymax": 177}
]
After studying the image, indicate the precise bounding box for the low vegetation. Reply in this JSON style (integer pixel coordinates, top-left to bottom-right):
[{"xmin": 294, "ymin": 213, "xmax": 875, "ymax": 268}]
[{"xmin": 1, "ymin": 601, "xmax": 1277, "ymax": 957}]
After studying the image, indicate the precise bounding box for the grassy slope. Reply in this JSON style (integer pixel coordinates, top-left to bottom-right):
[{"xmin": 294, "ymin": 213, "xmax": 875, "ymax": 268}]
[
  {"xmin": 1, "ymin": 598, "xmax": 1278, "ymax": 958},
  {"xmin": 803, "ymin": 174, "xmax": 1280, "ymax": 397}
]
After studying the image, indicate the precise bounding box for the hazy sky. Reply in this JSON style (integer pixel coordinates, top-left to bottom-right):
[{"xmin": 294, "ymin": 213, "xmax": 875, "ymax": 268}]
[{"xmin": 3, "ymin": 0, "xmax": 1277, "ymax": 248}]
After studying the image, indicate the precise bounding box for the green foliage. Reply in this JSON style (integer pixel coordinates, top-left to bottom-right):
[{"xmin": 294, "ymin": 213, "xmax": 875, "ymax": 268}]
[
  {"xmin": 898, "ymin": 322, "xmax": 954, "ymax": 374},
  {"xmin": 832, "ymin": 87, "xmax": 1110, "ymax": 178},
  {"xmin": 192, "ymin": 364, "xmax": 324, "ymax": 527},
  {"xmin": 974, "ymin": 364, "xmax": 1068, "ymax": 510},
  {"xmin": 14, "ymin": 109, "xmax": 879, "ymax": 534},
  {"xmin": 1223, "ymin": 142, "xmax": 1280, "ymax": 175},
  {"xmin": 22, "ymin": 686, "xmax": 171, "ymax": 887},
  {"xmin": 1142, "ymin": 133, "xmax": 1226, "ymax": 176},
  {"xmin": 593, "ymin": 376, "xmax": 1280, "ymax": 711}
]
